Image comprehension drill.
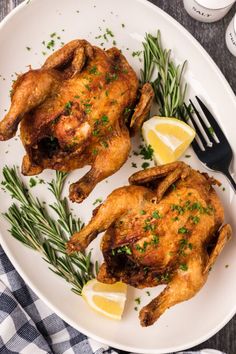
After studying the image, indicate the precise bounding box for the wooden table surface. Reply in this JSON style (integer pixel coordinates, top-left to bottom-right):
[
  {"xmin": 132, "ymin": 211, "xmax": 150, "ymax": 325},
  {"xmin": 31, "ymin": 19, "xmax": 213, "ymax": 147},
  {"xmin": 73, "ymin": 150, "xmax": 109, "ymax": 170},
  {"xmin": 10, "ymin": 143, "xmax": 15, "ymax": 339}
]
[{"xmin": 0, "ymin": 0, "xmax": 235, "ymax": 353}]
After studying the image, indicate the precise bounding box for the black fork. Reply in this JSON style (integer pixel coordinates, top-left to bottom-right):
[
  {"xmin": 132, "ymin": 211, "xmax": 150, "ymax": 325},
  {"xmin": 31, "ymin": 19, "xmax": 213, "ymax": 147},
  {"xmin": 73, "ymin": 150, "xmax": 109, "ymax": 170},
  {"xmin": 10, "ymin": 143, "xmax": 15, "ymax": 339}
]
[{"xmin": 184, "ymin": 96, "xmax": 236, "ymax": 192}]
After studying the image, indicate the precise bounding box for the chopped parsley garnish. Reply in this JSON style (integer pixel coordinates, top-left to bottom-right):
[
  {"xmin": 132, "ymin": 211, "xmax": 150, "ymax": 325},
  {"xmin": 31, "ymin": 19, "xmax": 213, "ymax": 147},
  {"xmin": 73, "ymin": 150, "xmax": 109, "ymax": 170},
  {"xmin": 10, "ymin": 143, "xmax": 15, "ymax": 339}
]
[
  {"xmin": 26, "ymin": 47, "xmax": 31, "ymax": 51},
  {"xmin": 131, "ymin": 162, "xmax": 137, "ymax": 168},
  {"xmin": 152, "ymin": 235, "xmax": 159, "ymax": 245},
  {"xmin": 156, "ymin": 272, "xmax": 171, "ymax": 283},
  {"xmin": 152, "ymin": 210, "xmax": 161, "ymax": 219},
  {"xmin": 93, "ymin": 198, "xmax": 103, "ymax": 205},
  {"xmin": 146, "ymin": 291, "xmax": 150, "ymax": 296},
  {"xmin": 135, "ymin": 297, "xmax": 141, "ymax": 305},
  {"xmin": 106, "ymin": 28, "xmax": 114, "ymax": 37},
  {"xmin": 190, "ymin": 215, "xmax": 200, "ymax": 224},
  {"xmin": 143, "ymin": 219, "xmax": 156, "ymax": 232},
  {"xmin": 135, "ymin": 236, "xmax": 159, "ymax": 253},
  {"xmin": 92, "ymin": 148, "xmax": 98, "ymax": 155},
  {"xmin": 46, "ymin": 39, "xmax": 55, "ymax": 50},
  {"xmin": 190, "ymin": 202, "xmax": 202, "ymax": 211},
  {"xmin": 178, "ymin": 227, "xmax": 189, "ymax": 234},
  {"xmin": 105, "ymin": 72, "xmax": 118, "ymax": 83},
  {"xmin": 115, "ymin": 245, "xmax": 132, "ymax": 255},
  {"xmin": 185, "ymin": 154, "xmax": 191, "ymax": 158},
  {"xmin": 132, "ymin": 50, "xmax": 142, "ymax": 57},
  {"xmin": 84, "ymin": 84, "xmax": 91, "ymax": 91},
  {"xmin": 84, "ymin": 103, "xmax": 92, "ymax": 114},
  {"xmin": 101, "ymin": 115, "xmax": 109, "ymax": 123},
  {"xmin": 179, "ymin": 264, "xmax": 188, "ymax": 271},
  {"xmin": 92, "ymin": 130, "xmax": 99, "ymax": 136},
  {"xmin": 140, "ymin": 210, "xmax": 146, "ymax": 215},
  {"xmin": 89, "ymin": 66, "xmax": 99, "ymax": 75},
  {"xmin": 136, "ymin": 241, "xmax": 148, "ymax": 253},
  {"xmin": 29, "ymin": 178, "xmax": 37, "ymax": 188},
  {"xmin": 171, "ymin": 204, "xmax": 184, "ymax": 214},
  {"xmin": 139, "ymin": 144, "xmax": 154, "ymax": 160},
  {"xmin": 124, "ymin": 107, "xmax": 132, "ymax": 114},
  {"xmin": 179, "ymin": 238, "xmax": 188, "ymax": 247},
  {"xmin": 170, "ymin": 200, "xmax": 214, "ymax": 217},
  {"xmin": 179, "ymin": 238, "xmax": 188, "ymax": 255},
  {"xmin": 122, "ymin": 23, "xmax": 125, "ymax": 28},
  {"xmin": 141, "ymin": 162, "xmax": 150, "ymax": 170},
  {"xmin": 64, "ymin": 101, "xmax": 72, "ymax": 113},
  {"xmin": 208, "ymin": 127, "xmax": 215, "ymax": 135},
  {"xmin": 162, "ymin": 273, "xmax": 171, "ymax": 282},
  {"xmin": 100, "ymin": 141, "xmax": 109, "ymax": 148}
]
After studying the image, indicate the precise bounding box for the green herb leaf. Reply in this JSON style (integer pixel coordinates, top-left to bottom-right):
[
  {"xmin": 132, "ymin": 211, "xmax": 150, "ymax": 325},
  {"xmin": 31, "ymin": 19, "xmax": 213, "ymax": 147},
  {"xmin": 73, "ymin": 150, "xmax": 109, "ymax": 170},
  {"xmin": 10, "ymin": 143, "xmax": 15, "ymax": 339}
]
[
  {"xmin": 139, "ymin": 144, "xmax": 154, "ymax": 160},
  {"xmin": 178, "ymin": 227, "xmax": 189, "ymax": 234},
  {"xmin": 2, "ymin": 166, "xmax": 95, "ymax": 296},
  {"xmin": 93, "ymin": 198, "xmax": 103, "ymax": 206},
  {"xmin": 29, "ymin": 178, "xmax": 37, "ymax": 188},
  {"xmin": 179, "ymin": 263, "xmax": 188, "ymax": 271},
  {"xmin": 141, "ymin": 162, "xmax": 150, "ymax": 170},
  {"xmin": 141, "ymin": 31, "xmax": 190, "ymax": 120}
]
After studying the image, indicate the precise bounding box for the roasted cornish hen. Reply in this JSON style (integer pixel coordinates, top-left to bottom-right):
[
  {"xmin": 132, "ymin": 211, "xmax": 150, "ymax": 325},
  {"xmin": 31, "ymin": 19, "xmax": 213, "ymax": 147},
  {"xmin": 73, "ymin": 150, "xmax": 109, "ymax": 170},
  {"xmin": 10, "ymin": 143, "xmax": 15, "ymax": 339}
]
[
  {"xmin": 67, "ymin": 161, "xmax": 232, "ymax": 326},
  {"xmin": 0, "ymin": 39, "xmax": 154, "ymax": 202}
]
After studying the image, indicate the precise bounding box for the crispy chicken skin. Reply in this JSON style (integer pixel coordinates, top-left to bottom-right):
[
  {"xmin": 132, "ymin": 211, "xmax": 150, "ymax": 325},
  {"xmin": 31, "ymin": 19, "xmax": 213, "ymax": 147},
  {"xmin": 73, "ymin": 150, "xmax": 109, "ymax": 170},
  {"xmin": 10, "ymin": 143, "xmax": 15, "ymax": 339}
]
[
  {"xmin": 0, "ymin": 39, "xmax": 154, "ymax": 202},
  {"xmin": 67, "ymin": 161, "xmax": 232, "ymax": 326}
]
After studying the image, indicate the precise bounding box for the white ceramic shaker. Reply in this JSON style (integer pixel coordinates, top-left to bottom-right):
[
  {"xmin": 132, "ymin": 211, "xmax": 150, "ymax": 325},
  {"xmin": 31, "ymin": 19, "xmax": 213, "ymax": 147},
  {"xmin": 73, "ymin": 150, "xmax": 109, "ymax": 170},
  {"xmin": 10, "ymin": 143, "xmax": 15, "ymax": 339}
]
[
  {"xmin": 183, "ymin": 0, "xmax": 236, "ymax": 22},
  {"xmin": 226, "ymin": 13, "xmax": 236, "ymax": 55}
]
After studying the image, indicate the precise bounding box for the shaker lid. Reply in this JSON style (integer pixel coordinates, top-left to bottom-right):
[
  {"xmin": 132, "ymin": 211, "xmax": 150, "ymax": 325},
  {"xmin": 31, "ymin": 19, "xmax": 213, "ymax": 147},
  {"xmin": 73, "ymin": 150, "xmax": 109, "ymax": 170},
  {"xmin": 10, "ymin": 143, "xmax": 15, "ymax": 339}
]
[{"xmin": 197, "ymin": 0, "xmax": 236, "ymax": 9}]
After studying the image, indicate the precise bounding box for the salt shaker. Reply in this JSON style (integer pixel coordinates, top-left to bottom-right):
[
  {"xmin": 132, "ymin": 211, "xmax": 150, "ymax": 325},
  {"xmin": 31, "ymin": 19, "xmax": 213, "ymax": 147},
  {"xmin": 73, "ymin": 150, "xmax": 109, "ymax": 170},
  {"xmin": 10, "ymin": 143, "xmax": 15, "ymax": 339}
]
[
  {"xmin": 183, "ymin": 0, "xmax": 236, "ymax": 23},
  {"xmin": 226, "ymin": 14, "xmax": 236, "ymax": 55}
]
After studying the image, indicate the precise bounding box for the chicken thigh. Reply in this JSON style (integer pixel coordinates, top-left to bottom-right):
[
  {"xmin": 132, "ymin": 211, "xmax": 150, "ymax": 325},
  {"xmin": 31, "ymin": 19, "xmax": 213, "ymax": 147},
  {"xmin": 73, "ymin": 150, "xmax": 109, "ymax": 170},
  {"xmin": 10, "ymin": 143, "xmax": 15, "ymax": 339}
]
[
  {"xmin": 67, "ymin": 161, "xmax": 232, "ymax": 326},
  {"xmin": 0, "ymin": 39, "xmax": 154, "ymax": 202}
]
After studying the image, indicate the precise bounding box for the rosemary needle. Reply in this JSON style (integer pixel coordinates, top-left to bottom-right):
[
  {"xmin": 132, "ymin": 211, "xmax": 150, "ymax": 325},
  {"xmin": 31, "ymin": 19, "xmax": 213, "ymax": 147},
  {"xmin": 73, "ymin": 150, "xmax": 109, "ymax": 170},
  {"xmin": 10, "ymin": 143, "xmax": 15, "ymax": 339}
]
[
  {"xmin": 2, "ymin": 166, "xmax": 95, "ymax": 295},
  {"xmin": 141, "ymin": 30, "xmax": 191, "ymax": 120}
]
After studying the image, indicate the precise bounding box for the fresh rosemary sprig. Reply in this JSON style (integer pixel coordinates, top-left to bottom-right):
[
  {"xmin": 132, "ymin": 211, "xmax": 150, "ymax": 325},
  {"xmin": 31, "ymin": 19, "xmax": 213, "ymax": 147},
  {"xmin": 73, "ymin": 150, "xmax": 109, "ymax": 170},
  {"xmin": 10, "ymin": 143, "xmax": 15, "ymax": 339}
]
[
  {"xmin": 2, "ymin": 166, "xmax": 95, "ymax": 295},
  {"xmin": 141, "ymin": 30, "xmax": 190, "ymax": 120}
]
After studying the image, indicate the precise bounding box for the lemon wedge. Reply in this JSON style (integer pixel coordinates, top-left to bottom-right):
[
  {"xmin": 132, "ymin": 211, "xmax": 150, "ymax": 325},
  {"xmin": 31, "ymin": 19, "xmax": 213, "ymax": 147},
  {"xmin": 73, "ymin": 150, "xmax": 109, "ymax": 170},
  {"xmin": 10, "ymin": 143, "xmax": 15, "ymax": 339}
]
[
  {"xmin": 142, "ymin": 116, "xmax": 196, "ymax": 164},
  {"xmin": 82, "ymin": 279, "xmax": 127, "ymax": 320}
]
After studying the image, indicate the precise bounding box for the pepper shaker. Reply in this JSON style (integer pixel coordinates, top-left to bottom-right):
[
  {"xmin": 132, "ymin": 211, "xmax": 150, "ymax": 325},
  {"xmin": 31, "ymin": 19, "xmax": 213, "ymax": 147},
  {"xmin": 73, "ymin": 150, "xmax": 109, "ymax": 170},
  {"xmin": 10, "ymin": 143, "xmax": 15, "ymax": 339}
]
[
  {"xmin": 183, "ymin": 0, "xmax": 236, "ymax": 23},
  {"xmin": 226, "ymin": 14, "xmax": 236, "ymax": 55}
]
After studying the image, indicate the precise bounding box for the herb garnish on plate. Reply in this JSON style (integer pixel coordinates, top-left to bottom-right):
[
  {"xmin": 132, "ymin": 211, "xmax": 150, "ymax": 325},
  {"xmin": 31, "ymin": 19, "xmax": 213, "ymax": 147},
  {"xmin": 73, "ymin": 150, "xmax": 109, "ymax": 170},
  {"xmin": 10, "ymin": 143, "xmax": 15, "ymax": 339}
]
[
  {"xmin": 2, "ymin": 167, "xmax": 96, "ymax": 295},
  {"xmin": 141, "ymin": 30, "xmax": 191, "ymax": 120}
]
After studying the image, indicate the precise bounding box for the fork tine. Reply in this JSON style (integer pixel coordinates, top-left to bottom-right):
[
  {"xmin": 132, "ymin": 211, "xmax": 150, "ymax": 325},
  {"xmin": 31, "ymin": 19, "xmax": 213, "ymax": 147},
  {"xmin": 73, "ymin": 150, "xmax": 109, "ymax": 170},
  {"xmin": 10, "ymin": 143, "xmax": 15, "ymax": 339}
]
[
  {"xmin": 195, "ymin": 96, "xmax": 227, "ymax": 143},
  {"xmin": 184, "ymin": 103, "xmax": 206, "ymax": 151},
  {"xmin": 189, "ymin": 99, "xmax": 214, "ymax": 147}
]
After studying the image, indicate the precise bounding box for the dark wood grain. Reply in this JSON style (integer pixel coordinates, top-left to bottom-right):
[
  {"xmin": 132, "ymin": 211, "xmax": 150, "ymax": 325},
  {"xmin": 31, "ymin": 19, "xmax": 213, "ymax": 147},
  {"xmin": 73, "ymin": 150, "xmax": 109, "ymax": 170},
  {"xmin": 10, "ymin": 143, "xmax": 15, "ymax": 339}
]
[
  {"xmin": 0, "ymin": 0, "xmax": 235, "ymax": 353},
  {"xmin": 153, "ymin": 0, "xmax": 236, "ymax": 94}
]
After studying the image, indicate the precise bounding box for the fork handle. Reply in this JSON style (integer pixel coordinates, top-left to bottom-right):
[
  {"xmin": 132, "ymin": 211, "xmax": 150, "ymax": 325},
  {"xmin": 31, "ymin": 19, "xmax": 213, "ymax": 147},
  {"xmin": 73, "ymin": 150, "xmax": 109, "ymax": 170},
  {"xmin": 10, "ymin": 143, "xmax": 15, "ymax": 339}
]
[{"xmin": 222, "ymin": 170, "xmax": 236, "ymax": 193}]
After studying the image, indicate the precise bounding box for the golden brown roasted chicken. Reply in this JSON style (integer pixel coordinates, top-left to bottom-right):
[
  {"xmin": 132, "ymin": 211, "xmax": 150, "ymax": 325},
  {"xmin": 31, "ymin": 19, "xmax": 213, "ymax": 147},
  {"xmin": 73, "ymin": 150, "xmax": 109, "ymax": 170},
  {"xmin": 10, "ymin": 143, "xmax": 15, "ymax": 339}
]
[
  {"xmin": 67, "ymin": 161, "xmax": 232, "ymax": 326},
  {"xmin": 0, "ymin": 39, "xmax": 154, "ymax": 202}
]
